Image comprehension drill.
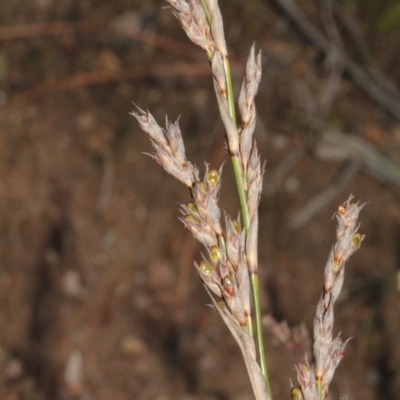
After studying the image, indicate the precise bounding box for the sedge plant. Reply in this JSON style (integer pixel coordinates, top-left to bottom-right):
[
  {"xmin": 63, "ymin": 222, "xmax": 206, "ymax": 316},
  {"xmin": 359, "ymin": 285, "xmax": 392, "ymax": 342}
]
[{"xmin": 131, "ymin": 1, "xmax": 364, "ymax": 399}]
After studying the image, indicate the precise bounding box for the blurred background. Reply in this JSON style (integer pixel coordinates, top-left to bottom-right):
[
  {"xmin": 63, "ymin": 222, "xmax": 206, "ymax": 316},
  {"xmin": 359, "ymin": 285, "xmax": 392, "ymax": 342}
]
[{"xmin": 0, "ymin": 0, "xmax": 399, "ymax": 399}]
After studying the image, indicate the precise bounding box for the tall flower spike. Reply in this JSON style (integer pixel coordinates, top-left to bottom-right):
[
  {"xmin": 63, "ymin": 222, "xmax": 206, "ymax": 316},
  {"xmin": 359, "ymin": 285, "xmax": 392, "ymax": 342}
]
[{"xmin": 296, "ymin": 196, "xmax": 364, "ymax": 400}]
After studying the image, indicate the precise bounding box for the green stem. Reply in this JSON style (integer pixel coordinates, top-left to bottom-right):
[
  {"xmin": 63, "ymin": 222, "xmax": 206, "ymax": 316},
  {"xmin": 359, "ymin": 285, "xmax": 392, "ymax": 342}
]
[
  {"xmin": 222, "ymin": 59, "xmax": 237, "ymax": 123},
  {"xmin": 200, "ymin": 0, "xmax": 212, "ymax": 25},
  {"xmin": 199, "ymin": 1, "xmax": 271, "ymax": 395},
  {"xmin": 231, "ymin": 155, "xmax": 250, "ymax": 229},
  {"xmin": 251, "ymin": 273, "xmax": 271, "ymax": 398},
  {"xmin": 223, "ymin": 54, "xmax": 271, "ymax": 400},
  {"xmin": 316, "ymin": 379, "xmax": 323, "ymax": 400}
]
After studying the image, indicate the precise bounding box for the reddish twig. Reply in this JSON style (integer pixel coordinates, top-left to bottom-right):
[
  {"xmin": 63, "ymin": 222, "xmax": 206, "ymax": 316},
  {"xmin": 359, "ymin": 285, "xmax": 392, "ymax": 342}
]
[
  {"xmin": 0, "ymin": 20, "xmax": 193, "ymax": 55},
  {"xmin": 0, "ymin": 62, "xmax": 210, "ymax": 114}
]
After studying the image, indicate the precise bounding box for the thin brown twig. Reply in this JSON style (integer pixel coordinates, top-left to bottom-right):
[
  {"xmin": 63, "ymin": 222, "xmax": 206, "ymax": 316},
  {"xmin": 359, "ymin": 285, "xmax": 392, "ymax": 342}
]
[
  {"xmin": 331, "ymin": 1, "xmax": 374, "ymax": 66},
  {"xmin": 0, "ymin": 21, "xmax": 100, "ymax": 40},
  {"xmin": 317, "ymin": 0, "xmax": 344, "ymax": 120},
  {"xmin": 332, "ymin": 1, "xmax": 400, "ymax": 101},
  {"xmin": 0, "ymin": 20, "xmax": 194, "ymax": 55},
  {"xmin": 273, "ymin": 0, "xmax": 400, "ymax": 120},
  {"xmin": 0, "ymin": 62, "xmax": 210, "ymax": 114},
  {"xmin": 289, "ymin": 160, "xmax": 359, "ymax": 230},
  {"xmin": 95, "ymin": 148, "xmax": 116, "ymax": 215}
]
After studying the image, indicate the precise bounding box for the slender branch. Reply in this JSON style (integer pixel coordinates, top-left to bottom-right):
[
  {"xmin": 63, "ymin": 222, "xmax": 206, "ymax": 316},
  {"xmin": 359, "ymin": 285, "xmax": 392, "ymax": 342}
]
[
  {"xmin": 202, "ymin": 0, "xmax": 271, "ymax": 390},
  {"xmin": 273, "ymin": 0, "xmax": 400, "ymax": 120}
]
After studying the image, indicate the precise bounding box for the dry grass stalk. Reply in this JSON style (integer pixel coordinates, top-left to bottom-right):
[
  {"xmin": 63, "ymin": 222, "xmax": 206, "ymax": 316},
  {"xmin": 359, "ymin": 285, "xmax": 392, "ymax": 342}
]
[
  {"xmin": 294, "ymin": 196, "xmax": 364, "ymax": 400},
  {"xmin": 131, "ymin": 105, "xmax": 269, "ymax": 399},
  {"xmin": 132, "ymin": 2, "xmax": 365, "ymax": 400},
  {"xmin": 132, "ymin": 0, "xmax": 269, "ymax": 396}
]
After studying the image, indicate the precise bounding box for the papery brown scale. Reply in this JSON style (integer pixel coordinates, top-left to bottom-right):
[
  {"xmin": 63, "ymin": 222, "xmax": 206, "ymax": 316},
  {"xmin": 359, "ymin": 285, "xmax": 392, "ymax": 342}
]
[
  {"xmin": 130, "ymin": 108, "xmax": 169, "ymax": 150},
  {"xmin": 180, "ymin": 216, "xmax": 217, "ymax": 248},
  {"xmin": 205, "ymin": 0, "xmax": 228, "ymax": 59},
  {"xmin": 236, "ymin": 256, "xmax": 251, "ymax": 317},
  {"xmin": 165, "ymin": 118, "xmax": 186, "ymax": 166},
  {"xmin": 193, "ymin": 181, "xmax": 207, "ymax": 208},
  {"xmin": 217, "ymin": 259, "xmax": 229, "ymax": 280},
  {"xmin": 154, "ymin": 146, "xmax": 191, "ymax": 184},
  {"xmin": 166, "ymin": 0, "xmax": 190, "ymax": 13},
  {"xmin": 203, "ymin": 197, "xmax": 222, "ymax": 236},
  {"xmin": 188, "ymin": 0, "xmax": 207, "ymax": 32},
  {"xmin": 211, "ymin": 51, "xmax": 227, "ymax": 97},
  {"xmin": 225, "ymin": 218, "xmax": 240, "ymax": 268}
]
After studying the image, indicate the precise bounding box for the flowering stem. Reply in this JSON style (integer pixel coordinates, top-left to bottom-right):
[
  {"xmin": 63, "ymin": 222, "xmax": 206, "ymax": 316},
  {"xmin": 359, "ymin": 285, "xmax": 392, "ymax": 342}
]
[{"xmin": 223, "ymin": 49, "xmax": 271, "ymax": 400}]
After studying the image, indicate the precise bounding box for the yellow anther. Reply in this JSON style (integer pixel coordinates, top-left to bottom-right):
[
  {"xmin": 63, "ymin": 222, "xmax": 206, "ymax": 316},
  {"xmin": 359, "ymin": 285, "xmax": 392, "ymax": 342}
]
[
  {"xmin": 210, "ymin": 246, "xmax": 221, "ymax": 263},
  {"xmin": 199, "ymin": 261, "xmax": 214, "ymax": 276},
  {"xmin": 207, "ymin": 169, "xmax": 220, "ymax": 186},
  {"xmin": 187, "ymin": 202, "xmax": 198, "ymax": 213}
]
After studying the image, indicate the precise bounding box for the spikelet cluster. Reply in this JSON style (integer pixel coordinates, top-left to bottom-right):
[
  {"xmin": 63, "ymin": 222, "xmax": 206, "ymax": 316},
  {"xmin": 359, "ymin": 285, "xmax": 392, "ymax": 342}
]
[
  {"xmin": 132, "ymin": 0, "xmax": 264, "ymax": 329},
  {"xmin": 132, "ymin": 105, "xmax": 250, "ymax": 328},
  {"xmin": 294, "ymin": 196, "xmax": 365, "ymax": 400}
]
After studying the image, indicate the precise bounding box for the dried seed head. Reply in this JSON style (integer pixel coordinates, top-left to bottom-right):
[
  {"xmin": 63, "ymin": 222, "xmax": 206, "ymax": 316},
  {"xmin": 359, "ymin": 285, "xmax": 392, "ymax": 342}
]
[{"xmin": 303, "ymin": 196, "xmax": 365, "ymax": 400}]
